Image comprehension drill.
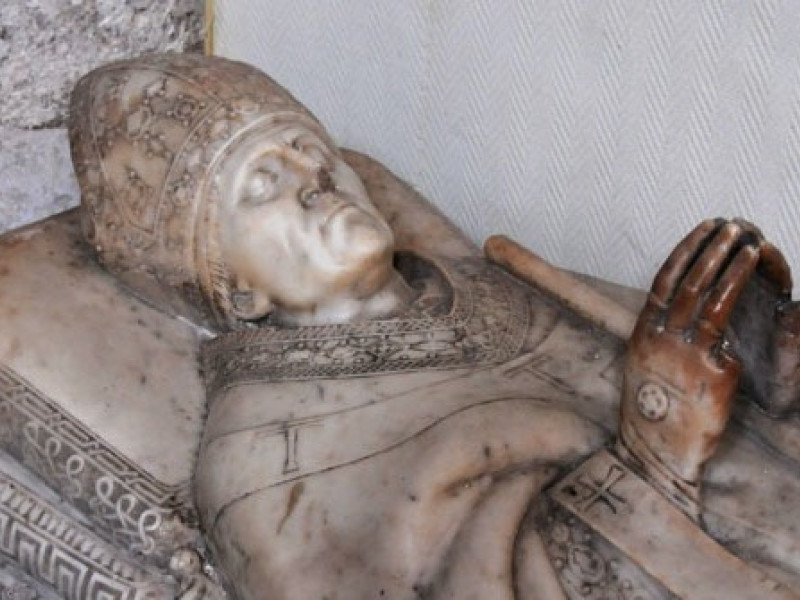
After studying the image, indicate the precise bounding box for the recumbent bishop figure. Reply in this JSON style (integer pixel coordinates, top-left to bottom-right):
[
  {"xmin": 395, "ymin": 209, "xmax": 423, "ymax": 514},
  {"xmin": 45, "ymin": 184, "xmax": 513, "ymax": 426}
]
[{"xmin": 0, "ymin": 53, "xmax": 797, "ymax": 599}]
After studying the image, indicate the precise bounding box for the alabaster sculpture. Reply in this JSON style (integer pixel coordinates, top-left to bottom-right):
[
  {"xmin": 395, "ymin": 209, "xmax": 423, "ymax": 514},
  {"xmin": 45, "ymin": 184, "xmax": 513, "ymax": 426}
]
[{"xmin": 0, "ymin": 53, "xmax": 797, "ymax": 599}]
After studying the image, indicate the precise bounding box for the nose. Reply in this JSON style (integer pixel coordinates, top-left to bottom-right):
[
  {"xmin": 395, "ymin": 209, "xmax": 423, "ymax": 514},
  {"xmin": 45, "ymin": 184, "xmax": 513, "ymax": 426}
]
[
  {"xmin": 317, "ymin": 167, "xmax": 335, "ymax": 193},
  {"xmin": 299, "ymin": 168, "xmax": 338, "ymax": 209}
]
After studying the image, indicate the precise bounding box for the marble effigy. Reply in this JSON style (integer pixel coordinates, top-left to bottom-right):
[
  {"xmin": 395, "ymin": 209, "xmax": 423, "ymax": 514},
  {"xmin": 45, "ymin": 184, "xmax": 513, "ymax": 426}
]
[{"xmin": 0, "ymin": 53, "xmax": 796, "ymax": 598}]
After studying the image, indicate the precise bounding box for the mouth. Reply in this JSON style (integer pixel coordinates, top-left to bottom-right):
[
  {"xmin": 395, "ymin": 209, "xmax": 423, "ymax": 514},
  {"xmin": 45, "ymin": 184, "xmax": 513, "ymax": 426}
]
[
  {"xmin": 318, "ymin": 201, "xmax": 393, "ymax": 244},
  {"xmin": 321, "ymin": 203, "xmax": 358, "ymax": 229}
]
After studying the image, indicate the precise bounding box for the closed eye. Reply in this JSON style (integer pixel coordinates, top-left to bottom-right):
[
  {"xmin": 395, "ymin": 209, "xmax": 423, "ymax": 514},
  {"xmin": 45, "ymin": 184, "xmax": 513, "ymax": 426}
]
[
  {"xmin": 241, "ymin": 169, "xmax": 279, "ymax": 205},
  {"xmin": 289, "ymin": 136, "xmax": 331, "ymax": 167}
]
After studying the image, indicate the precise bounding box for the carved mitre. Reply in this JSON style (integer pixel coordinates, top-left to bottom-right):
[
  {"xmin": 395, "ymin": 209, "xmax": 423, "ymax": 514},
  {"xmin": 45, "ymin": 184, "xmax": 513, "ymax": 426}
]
[{"xmin": 68, "ymin": 53, "xmax": 334, "ymax": 329}]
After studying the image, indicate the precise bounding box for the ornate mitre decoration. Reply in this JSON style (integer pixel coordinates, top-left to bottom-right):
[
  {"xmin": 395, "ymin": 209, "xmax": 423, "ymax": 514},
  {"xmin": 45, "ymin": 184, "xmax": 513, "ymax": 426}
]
[{"xmin": 68, "ymin": 53, "xmax": 334, "ymax": 329}]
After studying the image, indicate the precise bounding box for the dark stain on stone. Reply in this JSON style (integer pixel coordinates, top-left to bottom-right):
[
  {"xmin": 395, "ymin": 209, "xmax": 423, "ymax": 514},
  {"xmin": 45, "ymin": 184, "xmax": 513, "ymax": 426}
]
[{"xmin": 276, "ymin": 481, "xmax": 305, "ymax": 534}]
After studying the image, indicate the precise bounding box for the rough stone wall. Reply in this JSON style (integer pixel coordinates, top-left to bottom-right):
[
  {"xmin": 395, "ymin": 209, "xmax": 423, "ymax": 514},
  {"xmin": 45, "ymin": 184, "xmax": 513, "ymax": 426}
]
[
  {"xmin": 0, "ymin": 128, "xmax": 79, "ymax": 234},
  {"xmin": 0, "ymin": 0, "xmax": 205, "ymax": 234}
]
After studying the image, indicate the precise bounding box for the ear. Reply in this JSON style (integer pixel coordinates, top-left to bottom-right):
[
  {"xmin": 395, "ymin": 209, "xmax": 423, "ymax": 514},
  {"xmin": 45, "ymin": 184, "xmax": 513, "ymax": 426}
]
[{"xmin": 230, "ymin": 288, "xmax": 272, "ymax": 321}]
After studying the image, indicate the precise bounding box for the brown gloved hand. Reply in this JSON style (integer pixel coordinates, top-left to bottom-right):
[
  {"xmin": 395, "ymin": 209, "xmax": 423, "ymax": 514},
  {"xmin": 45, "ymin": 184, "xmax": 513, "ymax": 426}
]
[{"xmin": 618, "ymin": 219, "xmax": 761, "ymax": 515}]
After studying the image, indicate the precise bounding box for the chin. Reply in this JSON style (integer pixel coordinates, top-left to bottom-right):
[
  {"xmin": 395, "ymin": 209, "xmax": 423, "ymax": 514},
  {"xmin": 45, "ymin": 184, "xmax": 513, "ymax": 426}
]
[
  {"xmin": 327, "ymin": 209, "xmax": 394, "ymax": 263},
  {"xmin": 322, "ymin": 226, "xmax": 394, "ymax": 299}
]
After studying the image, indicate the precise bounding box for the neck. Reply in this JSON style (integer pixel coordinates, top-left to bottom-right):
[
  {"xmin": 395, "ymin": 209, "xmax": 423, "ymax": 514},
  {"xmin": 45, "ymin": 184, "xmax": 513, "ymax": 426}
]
[{"xmin": 273, "ymin": 269, "xmax": 415, "ymax": 326}]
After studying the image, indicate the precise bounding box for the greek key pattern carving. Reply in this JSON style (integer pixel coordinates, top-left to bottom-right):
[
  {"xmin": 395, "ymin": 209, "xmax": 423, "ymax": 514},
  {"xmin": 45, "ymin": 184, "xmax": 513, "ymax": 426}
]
[
  {"xmin": 0, "ymin": 471, "xmax": 173, "ymax": 599},
  {"xmin": 0, "ymin": 365, "xmax": 196, "ymax": 562},
  {"xmin": 203, "ymin": 258, "xmax": 530, "ymax": 392}
]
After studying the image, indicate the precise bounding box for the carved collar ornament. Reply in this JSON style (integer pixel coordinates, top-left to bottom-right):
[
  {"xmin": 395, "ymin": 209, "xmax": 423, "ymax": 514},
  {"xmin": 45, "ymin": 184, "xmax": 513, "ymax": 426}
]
[
  {"xmin": 68, "ymin": 53, "xmax": 334, "ymax": 330},
  {"xmin": 202, "ymin": 254, "xmax": 531, "ymax": 394}
]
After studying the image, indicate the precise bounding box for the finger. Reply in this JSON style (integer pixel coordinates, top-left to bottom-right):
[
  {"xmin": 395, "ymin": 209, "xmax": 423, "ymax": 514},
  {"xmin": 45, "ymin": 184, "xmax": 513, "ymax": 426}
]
[
  {"xmin": 757, "ymin": 240, "xmax": 792, "ymax": 297},
  {"xmin": 666, "ymin": 222, "xmax": 746, "ymax": 331},
  {"xmin": 650, "ymin": 218, "xmax": 725, "ymax": 306},
  {"xmin": 715, "ymin": 346, "xmax": 742, "ymax": 378},
  {"xmin": 638, "ymin": 292, "xmax": 666, "ymax": 324},
  {"xmin": 732, "ymin": 218, "xmax": 792, "ymax": 296},
  {"xmin": 732, "ymin": 217, "xmax": 765, "ymax": 243},
  {"xmin": 696, "ymin": 244, "xmax": 760, "ymax": 347}
]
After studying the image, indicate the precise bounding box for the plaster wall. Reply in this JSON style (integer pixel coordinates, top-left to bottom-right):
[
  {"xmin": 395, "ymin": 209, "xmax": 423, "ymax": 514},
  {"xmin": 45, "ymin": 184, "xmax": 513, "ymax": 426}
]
[{"xmin": 216, "ymin": 0, "xmax": 800, "ymax": 292}]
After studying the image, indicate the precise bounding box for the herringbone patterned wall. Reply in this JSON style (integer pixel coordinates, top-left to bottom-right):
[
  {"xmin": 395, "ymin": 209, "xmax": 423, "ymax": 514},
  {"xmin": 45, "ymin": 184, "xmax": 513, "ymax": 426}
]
[{"xmin": 216, "ymin": 0, "xmax": 800, "ymax": 293}]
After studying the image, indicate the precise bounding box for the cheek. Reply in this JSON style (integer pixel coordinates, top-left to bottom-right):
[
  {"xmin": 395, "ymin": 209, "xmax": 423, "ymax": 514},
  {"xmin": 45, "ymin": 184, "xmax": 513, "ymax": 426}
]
[
  {"xmin": 236, "ymin": 214, "xmax": 334, "ymax": 300},
  {"xmin": 223, "ymin": 210, "xmax": 288, "ymax": 284},
  {"xmin": 322, "ymin": 225, "xmax": 394, "ymax": 296}
]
